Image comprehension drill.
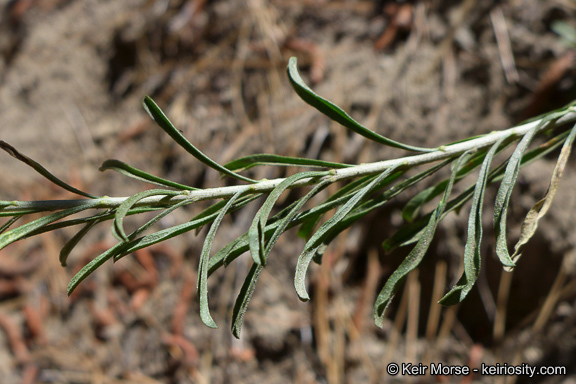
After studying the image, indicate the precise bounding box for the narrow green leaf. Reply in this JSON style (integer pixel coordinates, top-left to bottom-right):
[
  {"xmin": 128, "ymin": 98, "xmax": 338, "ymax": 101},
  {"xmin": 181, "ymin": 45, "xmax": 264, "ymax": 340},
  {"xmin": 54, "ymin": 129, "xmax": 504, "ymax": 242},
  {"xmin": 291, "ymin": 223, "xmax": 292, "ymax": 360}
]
[
  {"xmin": 68, "ymin": 196, "xmax": 257, "ymax": 295},
  {"xmin": 296, "ymin": 169, "xmax": 405, "ymax": 240},
  {"xmin": 0, "ymin": 216, "xmax": 21, "ymax": 235},
  {"xmin": 143, "ymin": 96, "xmax": 256, "ymax": 184},
  {"xmin": 373, "ymin": 151, "xmax": 471, "ymax": 326},
  {"xmin": 265, "ymin": 179, "xmax": 332, "ymax": 260},
  {"xmin": 100, "ymin": 159, "xmax": 197, "ymax": 190},
  {"xmin": 210, "ymin": 173, "xmax": 400, "ymax": 275},
  {"xmin": 67, "ymin": 242, "xmax": 127, "ymax": 295},
  {"xmin": 60, "ymin": 219, "xmax": 102, "ymax": 267},
  {"xmin": 297, "ymin": 174, "xmax": 377, "ymax": 239},
  {"xmin": 28, "ymin": 207, "xmax": 163, "ymax": 238},
  {"xmin": 69, "ymin": 200, "xmax": 194, "ymax": 292},
  {"xmin": 315, "ymin": 158, "xmax": 453, "ymax": 251},
  {"xmin": 384, "ymin": 130, "xmax": 572, "ymax": 253},
  {"xmin": 510, "ymin": 122, "xmax": 576, "ymax": 267},
  {"xmin": 249, "ymin": 171, "xmax": 330, "ymax": 266},
  {"xmin": 114, "ymin": 189, "xmax": 183, "ymax": 242},
  {"xmin": 123, "ymin": 199, "xmax": 193, "ymax": 247},
  {"xmin": 198, "ymin": 191, "xmax": 244, "ymax": 329},
  {"xmin": 113, "ymin": 194, "xmax": 261, "ymax": 263},
  {"xmin": 440, "ymin": 136, "xmax": 510, "ymax": 305},
  {"xmin": 401, "ymin": 146, "xmax": 511, "ymax": 222},
  {"xmin": 493, "ymin": 115, "xmax": 559, "ymax": 267},
  {"xmin": 287, "ymin": 57, "xmax": 435, "ymax": 153},
  {"xmin": 224, "ymin": 154, "xmax": 352, "ymax": 172},
  {"xmin": 295, "ymin": 165, "xmax": 401, "ymax": 301},
  {"xmin": 190, "ymin": 197, "xmax": 259, "ymax": 235},
  {"xmin": 231, "ymin": 263, "xmax": 263, "ymax": 339},
  {"xmin": 0, "ymin": 141, "xmax": 97, "ymax": 199},
  {"xmin": 210, "ymin": 125, "xmax": 570, "ymax": 277},
  {"xmin": 0, "ymin": 210, "xmax": 42, "ymax": 217},
  {"xmin": 0, "ymin": 202, "xmax": 99, "ymax": 250}
]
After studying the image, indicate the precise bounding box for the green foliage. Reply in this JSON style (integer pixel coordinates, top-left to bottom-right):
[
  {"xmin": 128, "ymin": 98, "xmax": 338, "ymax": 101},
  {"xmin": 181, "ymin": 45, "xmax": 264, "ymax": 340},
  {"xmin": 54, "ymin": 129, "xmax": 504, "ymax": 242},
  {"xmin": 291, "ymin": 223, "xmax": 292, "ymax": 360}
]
[{"xmin": 1, "ymin": 58, "xmax": 576, "ymax": 337}]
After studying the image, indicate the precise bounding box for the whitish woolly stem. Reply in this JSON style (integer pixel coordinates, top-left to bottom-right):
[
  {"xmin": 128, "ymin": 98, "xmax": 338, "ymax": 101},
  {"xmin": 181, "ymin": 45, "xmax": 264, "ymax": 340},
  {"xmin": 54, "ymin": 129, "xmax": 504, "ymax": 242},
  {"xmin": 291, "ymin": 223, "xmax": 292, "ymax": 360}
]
[{"xmin": 4, "ymin": 109, "xmax": 576, "ymax": 213}]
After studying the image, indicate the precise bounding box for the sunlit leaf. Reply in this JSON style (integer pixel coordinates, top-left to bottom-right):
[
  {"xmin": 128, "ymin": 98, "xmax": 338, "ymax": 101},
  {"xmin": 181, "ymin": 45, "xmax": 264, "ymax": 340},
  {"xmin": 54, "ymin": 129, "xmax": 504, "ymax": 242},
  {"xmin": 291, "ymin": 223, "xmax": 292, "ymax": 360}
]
[
  {"xmin": 287, "ymin": 57, "xmax": 435, "ymax": 153},
  {"xmin": 0, "ymin": 141, "xmax": 97, "ymax": 199},
  {"xmin": 100, "ymin": 159, "xmax": 197, "ymax": 190},
  {"xmin": 143, "ymin": 96, "xmax": 256, "ymax": 183}
]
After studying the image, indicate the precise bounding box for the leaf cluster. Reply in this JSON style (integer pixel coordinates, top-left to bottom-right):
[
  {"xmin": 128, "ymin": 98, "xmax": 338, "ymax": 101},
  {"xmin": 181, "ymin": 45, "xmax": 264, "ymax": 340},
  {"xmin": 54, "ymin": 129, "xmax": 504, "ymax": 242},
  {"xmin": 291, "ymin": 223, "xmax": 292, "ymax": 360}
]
[{"xmin": 1, "ymin": 58, "xmax": 576, "ymax": 337}]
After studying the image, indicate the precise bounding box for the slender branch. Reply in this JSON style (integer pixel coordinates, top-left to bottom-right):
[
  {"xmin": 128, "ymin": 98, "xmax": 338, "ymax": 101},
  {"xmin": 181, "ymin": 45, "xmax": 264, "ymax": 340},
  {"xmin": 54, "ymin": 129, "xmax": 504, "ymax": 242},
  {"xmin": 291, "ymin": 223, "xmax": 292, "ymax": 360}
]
[{"xmin": 3, "ymin": 108, "xmax": 576, "ymax": 213}]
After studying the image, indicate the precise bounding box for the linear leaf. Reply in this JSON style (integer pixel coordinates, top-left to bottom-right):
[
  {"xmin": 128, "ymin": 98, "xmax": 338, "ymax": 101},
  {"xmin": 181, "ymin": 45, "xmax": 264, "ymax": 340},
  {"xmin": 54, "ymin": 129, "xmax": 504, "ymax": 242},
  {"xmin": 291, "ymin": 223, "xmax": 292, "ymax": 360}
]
[
  {"xmin": 287, "ymin": 57, "xmax": 435, "ymax": 153},
  {"xmin": 249, "ymin": 171, "xmax": 330, "ymax": 266},
  {"xmin": 143, "ymin": 96, "xmax": 256, "ymax": 183},
  {"xmin": 297, "ymin": 169, "xmax": 406, "ymax": 240},
  {"xmin": 224, "ymin": 154, "xmax": 352, "ymax": 172},
  {"xmin": 401, "ymin": 146, "xmax": 511, "ymax": 222},
  {"xmin": 67, "ymin": 242, "xmax": 127, "ymax": 295},
  {"xmin": 209, "ymin": 126, "xmax": 572, "ymax": 278},
  {"xmin": 0, "ymin": 141, "xmax": 97, "ymax": 199},
  {"xmin": 373, "ymin": 151, "xmax": 471, "ymax": 327},
  {"xmin": 315, "ymin": 158, "xmax": 453, "ymax": 250},
  {"xmin": 0, "ymin": 216, "xmax": 21, "ymax": 235},
  {"xmin": 114, "ymin": 189, "xmax": 183, "ymax": 242},
  {"xmin": 265, "ymin": 179, "xmax": 332, "ymax": 261},
  {"xmin": 493, "ymin": 113, "xmax": 561, "ymax": 267},
  {"xmin": 297, "ymin": 174, "xmax": 378, "ymax": 239},
  {"xmin": 510, "ymin": 122, "xmax": 576, "ymax": 267},
  {"xmin": 190, "ymin": 196, "xmax": 262, "ymax": 236},
  {"xmin": 126, "ymin": 199, "xmax": 193, "ymax": 243},
  {"xmin": 198, "ymin": 191, "xmax": 244, "ymax": 329},
  {"xmin": 551, "ymin": 20, "xmax": 576, "ymax": 47},
  {"xmin": 384, "ymin": 130, "xmax": 572, "ymax": 253},
  {"xmin": 209, "ymin": 174, "xmax": 400, "ymax": 275},
  {"xmin": 60, "ymin": 219, "xmax": 102, "ymax": 267},
  {"xmin": 295, "ymin": 165, "xmax": 401, "ymax": 301},
  {"xmin": 68, "ymin": 197, "xmax": 255, "ymax": 295},
  {"xmin": 113, "ymin": 194, "xmax": 261, "ymax": 263},
  {"xmin": 69, "ymin": 200, "xmax": 195, "ymax": 293},
  {"xmin": 231, "ymin": 263, "xmax": 263, "ymax": 338},
  {"xmin": 100, "ymin": 159, "xmax": 197, "ymax": 190},
  {"xmin": 0, "ymin": 202, "xmax": 99, "ymax": 250},
  {"xmin": 223, "ymin": 180, "xmax": 335, "ymax": 276},
  {"xmin": 440, "ymin": 136, "xmax": 510, "ymax": 305},
  {"xmin": 27, "ymin": 207, "xmax": 163, "ymax": 238}
]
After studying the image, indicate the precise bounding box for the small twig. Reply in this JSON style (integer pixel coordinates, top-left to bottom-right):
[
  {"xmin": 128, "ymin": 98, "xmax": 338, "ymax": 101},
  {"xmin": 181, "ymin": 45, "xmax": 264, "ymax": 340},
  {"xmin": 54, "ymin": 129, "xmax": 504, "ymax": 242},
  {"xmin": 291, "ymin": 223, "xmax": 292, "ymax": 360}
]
[
  {"xmin": 23, "ymin": 304, "xmax": 48, "ymax": 345},
  {"xmin": 490, "ymin": 8, "xmax": 519, "ymax": 84},
  {"xmin": 0, "ymin": 309, "xmax": 30, "ymax": 364}
]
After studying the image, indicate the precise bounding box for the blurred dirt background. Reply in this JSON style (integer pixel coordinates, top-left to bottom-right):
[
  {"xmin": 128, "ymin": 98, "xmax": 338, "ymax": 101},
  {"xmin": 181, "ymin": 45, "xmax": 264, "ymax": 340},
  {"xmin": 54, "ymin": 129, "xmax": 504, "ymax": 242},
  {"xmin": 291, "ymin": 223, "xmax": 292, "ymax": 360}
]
[{"xmin": 1, "ymin": 0, "xmax": 576, "ymax": 383}]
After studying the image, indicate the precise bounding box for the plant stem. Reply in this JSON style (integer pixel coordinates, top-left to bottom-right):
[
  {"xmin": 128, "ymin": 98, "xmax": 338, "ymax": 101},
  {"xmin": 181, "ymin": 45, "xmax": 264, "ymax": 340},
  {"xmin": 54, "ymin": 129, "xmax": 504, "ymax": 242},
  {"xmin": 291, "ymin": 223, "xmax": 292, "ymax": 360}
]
[{"xmin": 4, "ymin": 108, "xmax": 576, "ymax": 213}]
